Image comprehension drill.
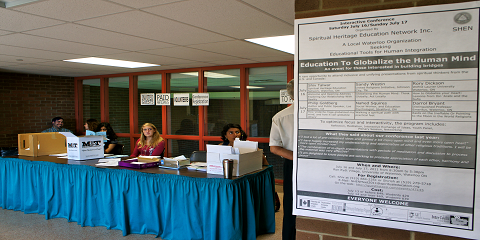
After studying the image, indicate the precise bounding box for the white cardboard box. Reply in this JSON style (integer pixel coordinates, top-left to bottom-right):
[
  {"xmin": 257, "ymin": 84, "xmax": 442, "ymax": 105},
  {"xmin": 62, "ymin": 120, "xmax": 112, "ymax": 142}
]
[
  {"xmin": 206, "ymin": 145, "xmax": 263, "ymax": 176},
  {"xmin": 67, "ymin": 136, "xmax": 104, "ymax": 160}
]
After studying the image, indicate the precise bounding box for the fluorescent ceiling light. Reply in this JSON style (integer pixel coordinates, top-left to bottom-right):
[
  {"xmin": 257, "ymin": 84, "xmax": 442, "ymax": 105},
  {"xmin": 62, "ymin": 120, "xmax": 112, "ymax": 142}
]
[
  {"xmin": 230, "ymin": 86, "xmax": 265, "ymax": 89},
  {"xmin": 245, "ymin": 35, "xmax": 294, "ymax": 54},
  {"xmin": 181, "ymin": 72, "xmax": 236, "ymax": 78},
  {"xmin": 0, "ymin": 0, "xmax": 42, "ymax": 8},
  {"xmin": 180, "ymin": 72, "xmax": 199, "ymax": 77},
  {"xmin": 64, "ymin": 57, "xmax": 160, "ymax": 68}
]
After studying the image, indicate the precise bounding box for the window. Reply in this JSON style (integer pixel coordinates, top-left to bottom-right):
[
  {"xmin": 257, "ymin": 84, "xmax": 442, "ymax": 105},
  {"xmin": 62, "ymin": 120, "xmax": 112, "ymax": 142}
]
[
  {"xmin": 205, "ymin": 69, "xmax": 241, "ymax": 137},
  {"xmin": 109, "ymin": 76, "xmax": 130, "ymax": 133},
  {"xmin": 248, "ymin": 66, "xmax": 288, "ymax": 137},
  {"xmin": 138, "ymin": 74, "xmax": 162, "ymax": 134},
  {"xmin": 76, "ymin": 61, "xmax": 293, "ymax": 180},
  {"xmin": 82, "ymin": 79, "xmax": 101, "ymax": 128},
  {"xmin": 168, "ymin": 72, "xmax": 199, "ymax": 157}
]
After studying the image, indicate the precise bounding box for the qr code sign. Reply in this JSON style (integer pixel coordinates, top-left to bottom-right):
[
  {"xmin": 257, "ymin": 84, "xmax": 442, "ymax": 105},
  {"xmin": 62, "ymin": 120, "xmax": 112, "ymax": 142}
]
[{"xmin": 141, "ymin": 93, "xmax": 155, "ymax": 105}]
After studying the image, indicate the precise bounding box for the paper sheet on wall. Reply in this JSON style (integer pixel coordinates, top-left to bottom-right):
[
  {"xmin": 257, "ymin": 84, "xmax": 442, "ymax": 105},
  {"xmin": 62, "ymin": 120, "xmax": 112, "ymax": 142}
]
[{"xmin": 294, "ymin": 2, "xmax": 480, "ymax": 239}]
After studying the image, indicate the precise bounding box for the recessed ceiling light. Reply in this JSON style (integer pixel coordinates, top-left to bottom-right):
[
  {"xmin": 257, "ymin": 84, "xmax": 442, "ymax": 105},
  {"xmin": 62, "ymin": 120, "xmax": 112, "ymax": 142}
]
[
  {"xmin": 245, "ymin": 35, "xmax": 294, "ymax": 54},
  {"xmin": 64, "ymin": 57, "xmax": 160, "ymax": 68}
]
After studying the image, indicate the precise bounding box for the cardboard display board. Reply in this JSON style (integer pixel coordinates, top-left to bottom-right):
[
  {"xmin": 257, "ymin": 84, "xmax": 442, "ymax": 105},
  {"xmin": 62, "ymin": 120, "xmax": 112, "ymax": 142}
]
[{"xmin": 18, "ymin": 133, "xmax": 67, "ymax": 157}]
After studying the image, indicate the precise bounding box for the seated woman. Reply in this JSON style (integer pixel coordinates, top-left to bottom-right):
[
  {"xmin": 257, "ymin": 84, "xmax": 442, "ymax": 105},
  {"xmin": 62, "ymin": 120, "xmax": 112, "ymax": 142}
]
[
  {"xmin": 220, "ymin": 123, "xmax": 247, "ymax": 146},
  {"xmin": 130, "ymin": 123, "xmax": 165, "ymax": 157},
  {"xmin": 84, "ymin": 118, "xmax": 98, "ymax": 132},
  {"xmin": 220, "ymin": 123, "xmax": 280, "ymax": 211},
  {"xmin": 220, "ymin": 123, "xmax": 267, "ymax": 165},
  {"xmin": 97, "ymin": 122, "xmax": 118, "ymax": 154}
]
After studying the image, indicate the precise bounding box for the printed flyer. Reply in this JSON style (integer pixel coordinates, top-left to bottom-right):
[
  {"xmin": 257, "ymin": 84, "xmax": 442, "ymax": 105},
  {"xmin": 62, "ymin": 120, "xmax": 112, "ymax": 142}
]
[{"xmin": 294, "ymin": 2, "xmax": 480, "ymax": 239}]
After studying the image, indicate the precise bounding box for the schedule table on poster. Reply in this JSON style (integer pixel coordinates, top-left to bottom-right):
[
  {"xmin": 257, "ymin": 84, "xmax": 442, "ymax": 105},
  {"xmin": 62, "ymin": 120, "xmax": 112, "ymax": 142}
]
[{"xmin": 298, "ymin": 80, "xmax": 477, "ymax": 122}]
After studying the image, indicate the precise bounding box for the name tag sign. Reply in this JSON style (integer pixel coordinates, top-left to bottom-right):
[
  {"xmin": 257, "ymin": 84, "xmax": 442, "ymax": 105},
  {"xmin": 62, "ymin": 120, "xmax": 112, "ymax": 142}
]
[
  {"xmin": 192, "ymin": 93, "xmax": 209, "ymax": 106},
  {"xmin": 280, "ymin": 89, "xmax": 293, "ymax": 104},
  {"xmin": 140, "ymin": 93, "xmax": 155, "ymax": 105},
  {"xmin": 174, "ymin": 93, "xmax": 190, "ymax": 106},
  {"xmin": 156, "ymin": 93, "xmax": 171, "ymax": 105}
]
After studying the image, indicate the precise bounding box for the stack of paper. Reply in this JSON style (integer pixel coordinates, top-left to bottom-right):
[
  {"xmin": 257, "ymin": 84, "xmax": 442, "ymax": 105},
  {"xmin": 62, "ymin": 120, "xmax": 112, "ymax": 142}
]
[
  {"xmin": 95, "ymin": 158, "xmax": 121, "ymax": 167},
  {"xmin": 186, "ymin": 162, "xmax": 207, "ymax": 171},
  {"xmin": 233, "ymin": 139, "xmax": 258, "ymax": 154}
]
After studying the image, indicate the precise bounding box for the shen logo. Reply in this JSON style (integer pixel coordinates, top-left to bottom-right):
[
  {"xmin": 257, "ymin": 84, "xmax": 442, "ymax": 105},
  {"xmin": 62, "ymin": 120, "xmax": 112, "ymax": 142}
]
[{"xmin": 82, "ymin": 141, "xmax": 102, "ymax": 147}]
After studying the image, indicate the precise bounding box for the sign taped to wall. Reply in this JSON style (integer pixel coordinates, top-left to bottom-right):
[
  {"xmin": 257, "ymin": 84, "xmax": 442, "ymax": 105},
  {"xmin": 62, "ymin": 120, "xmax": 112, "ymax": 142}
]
[
  {"xmin": 173, "ymin": 93, "xmax": 190, "ymax": 106},
  {"xmin": 294, "ymin": 2, "xmax": 480, "ymax": 239}
]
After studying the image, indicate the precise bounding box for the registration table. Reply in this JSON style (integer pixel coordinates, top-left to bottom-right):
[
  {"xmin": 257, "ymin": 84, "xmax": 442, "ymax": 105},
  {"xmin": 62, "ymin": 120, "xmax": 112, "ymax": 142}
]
[{"xmin": 0, "ymin": 156, "xmax": 276, "ymax": 240}]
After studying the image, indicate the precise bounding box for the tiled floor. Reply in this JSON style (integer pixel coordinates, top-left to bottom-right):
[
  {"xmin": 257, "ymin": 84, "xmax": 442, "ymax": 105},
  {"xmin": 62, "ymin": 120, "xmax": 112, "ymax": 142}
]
[{"xmin": 0, "ymin": 185, "xmax": 284, "ymax": 240}]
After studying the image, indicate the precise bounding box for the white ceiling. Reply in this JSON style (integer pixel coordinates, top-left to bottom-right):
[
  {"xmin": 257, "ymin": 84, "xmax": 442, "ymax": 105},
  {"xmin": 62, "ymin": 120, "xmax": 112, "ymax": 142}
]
[{"xmin": 0, "ymin": 0, "xmax": 294, "ymax": 77}]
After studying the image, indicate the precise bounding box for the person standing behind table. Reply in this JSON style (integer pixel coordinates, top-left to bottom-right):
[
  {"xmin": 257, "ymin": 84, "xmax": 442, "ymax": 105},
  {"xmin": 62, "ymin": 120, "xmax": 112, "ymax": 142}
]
[
  {"xmin": 97, "ymin": 122, "xmax": 118, "ymax": 154},
  {"xmin": 84, "ymin": 118, "xmax": 98, "ymax": 132},
  {"xmin": 42, "ymin": 116, "xmax": 74, "ymax": 134},
  {"xmin": 130, "ymin": 123, "xmax": 165, "ymax": 157},
  {"xmin": 269, "ymin": 79, "xmax": 295, "ymax": 240}
]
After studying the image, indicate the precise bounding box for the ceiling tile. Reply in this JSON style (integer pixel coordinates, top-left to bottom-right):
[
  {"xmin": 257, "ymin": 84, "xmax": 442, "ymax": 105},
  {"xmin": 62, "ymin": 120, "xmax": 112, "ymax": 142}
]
[
  {"xmin": 108, "ymin": 0, "xmax": 184, "ymax": 9},
  {"xmin": 0, "ymin": 54, "xmax": 51, "ymax": 64},
  {"xmin": 205, "ymin": 59, "xmax": 259, "ymax": 66},
  {"xmin": 168, "ymin": 62, "xmax": 217, "ymax": 69},
  {"xmin": 240, "ymin": 0, "xmax": 294, "ymax": 24},
  {"xmin": 34, "ymin": 60, "xmax": 151, "ymax": 74},
  {"xmin": 13, "ymin": 0, "xmax": 132, "ymax": 21},
  {"xmin": 249, "ymin": 55, "xmax": 294, "ymax": 62},
  {"xmin": 77, "ymin": 11, "xmax": 233, "ymax": 45},
  {"xmin": 35, "ymin": 61, "xmax": 120, "ymax": 71},
  {"xmin": 0, "ymin": 0, "xmax": 293, "ymax": 77},
  {"xmin": 25, "ymin": 23, "xmax": 174, "ymax": 51},
  {"xmin": 0, "ymin": 62, "xmax": 19, "ymax": 67},
  {"xmin": 0, "ymin": 44, "xmax": 83, "ymax": 60},
  {"xmin": 143, "ymin": 0, "xmax": 293, "ymax": 39},
  {"xmin": 0, "ymin": 34, "xmax": 127, "ymax": 56},
  {"xmin": 140, "ymin": 46, "xmax": 241, "ymax": 62},
  {"xmin": 0, "ymin": 30, "xmax": 12, "ymax": 36},
  {"xmin": 191, "ymin": 40, "xmax": 293, "ymax": 58},
  {"xmin": 99, "ymin": 52, "xmax": 196, "ymax": 65},
  {"xmin": 0, "ymin": 7, "xmax": 64, "ymax": 32},
  {"xmin": 0, "ymin": 64, "xmax": 74, "ymax": 76}
]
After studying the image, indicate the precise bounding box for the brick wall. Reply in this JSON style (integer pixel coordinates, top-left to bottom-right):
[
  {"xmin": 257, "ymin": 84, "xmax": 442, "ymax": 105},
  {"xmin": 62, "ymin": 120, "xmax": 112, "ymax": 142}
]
[
  {"xmin": 294, "ymin": 1, "xmax": 473, "ymax": 239},
  {"xmin": 296, "ymin": 217, "xmax": 468, "ymax": 240},
  {"xmin": 0, "ymin": 72, "xmax": 75, "ymax": 148}
]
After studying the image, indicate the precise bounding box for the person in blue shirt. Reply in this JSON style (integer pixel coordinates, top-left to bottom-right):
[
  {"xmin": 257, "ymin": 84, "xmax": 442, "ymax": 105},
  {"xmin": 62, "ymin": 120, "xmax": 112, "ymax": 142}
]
[{"xmin": 42, "ymin": 116, "xmax": 73, "ymax": 134}]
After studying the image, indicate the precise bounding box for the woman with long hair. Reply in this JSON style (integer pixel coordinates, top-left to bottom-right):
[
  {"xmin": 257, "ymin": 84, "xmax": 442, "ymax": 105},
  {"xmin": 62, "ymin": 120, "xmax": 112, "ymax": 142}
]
[
  {"xmin": 130, "ymin": 123, "xmax": 165, "ymax": 157},
  {"xmin": 97, "ymin": 122, "xmax": 118, "ymax": 154},
  {"xmin": 84, "ymin": 118, "xmax": 98, "ymax": 132},
  {"xmin": 220, "ymin": 123, "xmax": 247, "ymax": 146},
  {"xmin": 220, "ymin": 123, "xmax": 268, "ymax": 166},
  {"xmin": 220, "ymin": 123, "xmax": 280, "ymax": 211}
]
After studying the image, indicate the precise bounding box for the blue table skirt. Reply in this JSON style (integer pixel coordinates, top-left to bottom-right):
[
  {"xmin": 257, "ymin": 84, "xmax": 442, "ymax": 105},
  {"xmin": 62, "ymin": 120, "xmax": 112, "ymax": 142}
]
[{"xmin": 0, "ymin": 158, "xmax": 276, "ymax": 240}]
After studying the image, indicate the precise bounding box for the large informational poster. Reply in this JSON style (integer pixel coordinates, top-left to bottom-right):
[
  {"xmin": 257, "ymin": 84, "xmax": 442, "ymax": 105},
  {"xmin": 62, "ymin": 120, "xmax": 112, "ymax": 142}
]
[{"xmin": 293, "ymin": 2, "xmax": 480, "ymax": 239}]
